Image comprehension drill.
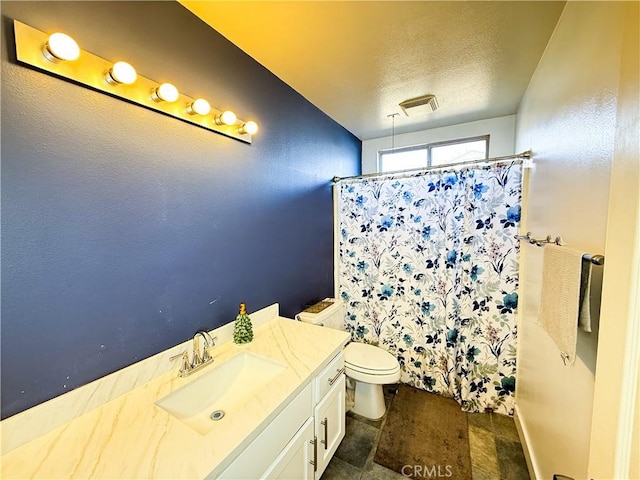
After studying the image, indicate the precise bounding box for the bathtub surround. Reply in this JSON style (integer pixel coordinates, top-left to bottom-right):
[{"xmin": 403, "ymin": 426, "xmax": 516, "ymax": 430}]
[
  {"xmin": 0, "ymin": 1, "xmax": 360, "ymax": 419},
  {"xmin": 337, "ymin": 161, "xmax": 522, "ymax": 415}
]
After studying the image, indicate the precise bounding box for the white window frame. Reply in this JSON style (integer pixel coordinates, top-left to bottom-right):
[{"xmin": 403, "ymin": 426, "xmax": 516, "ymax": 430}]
[{"xmin": 377, "ymin": 135, "xmax": 490, "ymax": 173}]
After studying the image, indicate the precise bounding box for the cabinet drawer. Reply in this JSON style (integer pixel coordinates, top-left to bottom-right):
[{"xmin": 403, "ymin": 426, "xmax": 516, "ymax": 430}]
[{"xmin": 314, "ymin": 351, "xmax": 344, "ymax": 404}]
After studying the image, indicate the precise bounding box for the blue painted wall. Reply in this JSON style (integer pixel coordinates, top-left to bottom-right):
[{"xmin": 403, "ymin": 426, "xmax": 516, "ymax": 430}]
[{"xmin": 0, "ymin": 1, "xmax": 360, "ymax": 419}]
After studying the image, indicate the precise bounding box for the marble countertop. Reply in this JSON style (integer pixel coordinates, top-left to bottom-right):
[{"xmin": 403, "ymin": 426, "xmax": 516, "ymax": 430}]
[{"xmin": 1, "ymin": 316, "xmax": 350, "ymax": 479}]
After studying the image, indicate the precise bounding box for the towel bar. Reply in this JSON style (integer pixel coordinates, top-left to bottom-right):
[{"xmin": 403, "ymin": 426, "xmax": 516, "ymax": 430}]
[{"xmin": 514, "ymin": 232, "xmax": 605, "ymax": 265}]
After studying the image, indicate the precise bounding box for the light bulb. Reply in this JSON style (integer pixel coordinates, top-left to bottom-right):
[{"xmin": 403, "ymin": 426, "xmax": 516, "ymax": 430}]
[
  {"xmin": 151, "ymin": 83, "xmax": 179, "ymax": 103},
  {"xmin": 43, "ymin": 33, "xmax": 80, "ymax": 62},
  {"xmin": 239, "ymin": 120, "xmax": 258, "ymax": 135},
  {"xmin": 106, "ymin": 61, "xmax": 137, "ymax": 85},
  {"xmin": 187, "ymin": 98, "xmax": 210, "ymax": 116},
  {"xmin": 214, "ymin": 110, "xmax": 237, "ymax": 126}
]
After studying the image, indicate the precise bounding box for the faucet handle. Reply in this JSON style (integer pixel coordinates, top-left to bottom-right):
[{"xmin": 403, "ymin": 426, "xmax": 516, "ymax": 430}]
[
  {"xmin": 201, "ymin": 335, "xmax": 217, "ymax": 363},
  {"xmin": 201, "ymin": 349, "xmax": 211, "ymax": 363},
  {"xmin": 192, "ymin": 331, "xmax": 216, "ymax": 367},
  {"xmin": 169, "ymin": 351, "xmax": 191, "ymax": 377}
]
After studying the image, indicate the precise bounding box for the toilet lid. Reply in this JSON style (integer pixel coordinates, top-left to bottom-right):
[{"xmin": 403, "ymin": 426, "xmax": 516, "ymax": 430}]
[{"xmin": 344, "ymin": 342, "xmax": 399, "ymax": 372}]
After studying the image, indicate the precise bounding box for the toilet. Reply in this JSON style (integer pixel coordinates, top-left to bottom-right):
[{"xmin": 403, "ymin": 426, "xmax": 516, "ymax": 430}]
[{"xmin": 296, "ymin": 299, "xmax": 401, "ymax": 419}]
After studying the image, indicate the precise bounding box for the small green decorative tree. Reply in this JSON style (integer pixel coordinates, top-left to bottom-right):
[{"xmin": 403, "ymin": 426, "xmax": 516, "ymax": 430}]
[{"xmin": 233, "ymin": 302, "xmax": 254, "ymax": 344}]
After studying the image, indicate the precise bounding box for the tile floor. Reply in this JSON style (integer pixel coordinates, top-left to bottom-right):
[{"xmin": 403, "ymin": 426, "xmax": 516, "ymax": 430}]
[{"xmin": 321, "ymin": 387, "xmax": 530, "ymax": 480}]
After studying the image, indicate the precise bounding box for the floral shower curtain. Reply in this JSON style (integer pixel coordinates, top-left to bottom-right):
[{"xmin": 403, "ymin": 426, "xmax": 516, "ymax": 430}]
[{"xmin": 337, "ymin": 161, "xmax": 522, "ymax": 415}]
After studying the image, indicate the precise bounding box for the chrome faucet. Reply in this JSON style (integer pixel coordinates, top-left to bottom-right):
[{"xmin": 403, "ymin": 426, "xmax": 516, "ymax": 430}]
[
  {"xmin": 170, "ymin": 330, "xmax": 217, "ymax": 377},
  {"xmin": 192, "ymin": 330, "xmax": 215, "ymax": 366}
]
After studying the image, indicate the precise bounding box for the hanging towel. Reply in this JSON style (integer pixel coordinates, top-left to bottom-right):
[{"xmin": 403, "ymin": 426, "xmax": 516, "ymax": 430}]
[
  {"xmin": 537, "ymin": 244, "xmax": 584, "ymax": 365},
  {"xmin": 579, "ymin": 259, "xmax": 593, "ymax": 332}
]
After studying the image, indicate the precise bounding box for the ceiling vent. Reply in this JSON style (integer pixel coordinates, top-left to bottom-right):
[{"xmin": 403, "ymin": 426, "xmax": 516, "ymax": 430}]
[{"xmin": 399, "ymin": 94, "xmax": 438, "ymax": 116}]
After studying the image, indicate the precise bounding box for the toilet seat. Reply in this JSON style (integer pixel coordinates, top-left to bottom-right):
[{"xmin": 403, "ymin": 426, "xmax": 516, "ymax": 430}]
[
  {"xmin": 344, "ymin": 342, "xmax": 401, "ymax": 384},
  {"xmin": 345, "ymin": 362, "xmax": 400, "ymax": 375}
]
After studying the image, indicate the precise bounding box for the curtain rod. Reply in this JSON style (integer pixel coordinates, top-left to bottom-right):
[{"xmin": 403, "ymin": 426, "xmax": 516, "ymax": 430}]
[{"xmin": 332, "ymin": 150, "xmax": 532, "ymax": 183}]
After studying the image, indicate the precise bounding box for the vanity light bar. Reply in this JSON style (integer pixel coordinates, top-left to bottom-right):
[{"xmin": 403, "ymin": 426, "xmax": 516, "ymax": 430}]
[{"xmin": 13, "ymin": 20, "xmax": 258, "ymax": 144}]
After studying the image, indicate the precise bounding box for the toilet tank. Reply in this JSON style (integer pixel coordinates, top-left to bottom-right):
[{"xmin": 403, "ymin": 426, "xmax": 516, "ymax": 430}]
[{"xmin": 295, "ymin": 298, "xmax": 346, "ymax": 331}]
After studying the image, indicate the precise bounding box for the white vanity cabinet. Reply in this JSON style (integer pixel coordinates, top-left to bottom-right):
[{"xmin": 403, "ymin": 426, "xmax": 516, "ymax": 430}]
[
  {"xmin": 216, "ymin": 351, "xmax": 345, "ymax": 480},
  {"xmin": 267, "ymin": 351, "xmax": 345, "ymax": 480}
]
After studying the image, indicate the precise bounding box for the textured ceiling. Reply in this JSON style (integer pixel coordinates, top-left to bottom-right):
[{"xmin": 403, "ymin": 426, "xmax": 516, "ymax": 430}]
[{"xmin": 180, "ymin": 1, "xmax": 566, "ymax": 140}]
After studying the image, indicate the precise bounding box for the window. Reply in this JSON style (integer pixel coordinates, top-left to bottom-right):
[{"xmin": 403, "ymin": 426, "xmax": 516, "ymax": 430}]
[
  {"xmin": 378, "ymin": 135, "xmax": 489, "ymax": 173},
  {"xmin": 378, "ymin": 145, "xmax": 428, "ymax": 172}
]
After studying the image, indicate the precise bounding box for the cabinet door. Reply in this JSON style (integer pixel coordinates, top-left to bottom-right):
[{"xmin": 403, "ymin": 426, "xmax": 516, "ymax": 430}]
[
  {"xmin": 314, "ymin": 374, "xmax": 346, "ymax": 479},
  {"xmin": 214, "ymin": 383, "xmax": 312, "ymax": 479},
  {"xmin": 262, "ymin": 417, "xmax": 314, "ymax": 480}
]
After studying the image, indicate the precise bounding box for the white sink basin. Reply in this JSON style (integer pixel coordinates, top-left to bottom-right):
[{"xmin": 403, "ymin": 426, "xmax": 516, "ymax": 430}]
[{"xmin": 155, "ymin": 351, "xmax": 288, "ymax": 435}]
